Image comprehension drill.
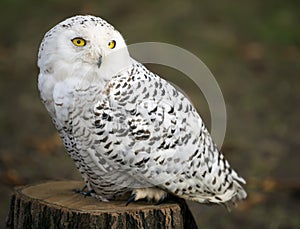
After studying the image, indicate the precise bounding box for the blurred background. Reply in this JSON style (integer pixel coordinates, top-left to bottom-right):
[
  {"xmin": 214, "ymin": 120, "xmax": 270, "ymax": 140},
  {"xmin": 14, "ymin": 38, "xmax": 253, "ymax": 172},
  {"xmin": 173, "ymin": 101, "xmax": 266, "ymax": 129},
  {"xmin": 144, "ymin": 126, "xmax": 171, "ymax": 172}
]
[{"xmin": 0, "ymin": 0, "xmax": 299, "ymax": 228}]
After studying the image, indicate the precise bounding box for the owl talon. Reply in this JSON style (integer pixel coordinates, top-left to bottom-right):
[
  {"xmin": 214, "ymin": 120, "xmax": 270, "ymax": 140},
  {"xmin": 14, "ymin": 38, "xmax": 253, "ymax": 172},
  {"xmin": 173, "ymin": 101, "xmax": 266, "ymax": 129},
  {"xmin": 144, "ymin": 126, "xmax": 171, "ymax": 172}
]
[
  {"xmin": 73, "ymin": 185, "xmax": 96, "ymax": 197},
  {"xmin": 154, "ymin": 197, "xmax": 166, "ymax": 205},
  {"xmin": 82, "ymin": 189, "xmax": 96, "ymax": 197},
  {"xmin": 126, "ymin": 193, "xmax": 137, "ymax": 206}
]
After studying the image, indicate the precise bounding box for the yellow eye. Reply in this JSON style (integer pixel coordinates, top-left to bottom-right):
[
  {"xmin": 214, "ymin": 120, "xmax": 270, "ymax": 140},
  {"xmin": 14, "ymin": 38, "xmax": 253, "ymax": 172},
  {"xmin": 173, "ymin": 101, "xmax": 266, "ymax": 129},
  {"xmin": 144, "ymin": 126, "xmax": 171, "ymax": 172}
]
[
  {"xmin": 71, "ymin": 37, "xmax": 86, "ymax": 47},
  {"xmin": 108, "ymin": 40, "xmax": 116, "ymax": 49}
]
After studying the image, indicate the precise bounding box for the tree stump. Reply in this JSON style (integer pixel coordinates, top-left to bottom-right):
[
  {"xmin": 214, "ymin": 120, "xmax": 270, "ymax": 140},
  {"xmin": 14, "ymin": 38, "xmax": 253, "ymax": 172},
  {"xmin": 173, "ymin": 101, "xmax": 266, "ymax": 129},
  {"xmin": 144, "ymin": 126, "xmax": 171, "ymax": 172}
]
[{"xmin": 6, "ymin": 180, "xmax": 198, "ymax": 229}]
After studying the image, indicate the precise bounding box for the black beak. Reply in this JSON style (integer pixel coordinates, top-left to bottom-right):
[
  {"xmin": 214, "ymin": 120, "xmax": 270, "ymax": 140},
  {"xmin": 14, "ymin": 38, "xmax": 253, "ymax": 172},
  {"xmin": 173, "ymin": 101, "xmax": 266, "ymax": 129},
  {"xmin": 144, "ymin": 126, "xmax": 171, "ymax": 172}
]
[{"xmin": 97, "ymin": 54, "xmax": 102, "ymax": 68}]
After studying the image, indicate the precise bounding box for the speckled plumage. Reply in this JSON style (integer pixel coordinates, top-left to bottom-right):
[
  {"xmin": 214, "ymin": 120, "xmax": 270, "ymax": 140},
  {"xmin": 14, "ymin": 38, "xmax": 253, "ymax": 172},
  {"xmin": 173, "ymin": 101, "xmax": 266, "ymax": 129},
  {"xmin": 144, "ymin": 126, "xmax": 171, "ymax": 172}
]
[{"xmin": 38, "ymin": 15, "xmax": 246, "ymax": 206}]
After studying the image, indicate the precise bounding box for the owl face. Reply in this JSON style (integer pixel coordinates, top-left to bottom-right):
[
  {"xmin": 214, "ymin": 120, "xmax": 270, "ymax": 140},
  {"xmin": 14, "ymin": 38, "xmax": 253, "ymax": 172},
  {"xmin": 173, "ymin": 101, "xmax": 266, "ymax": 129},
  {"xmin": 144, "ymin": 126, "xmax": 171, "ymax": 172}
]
[
  {"xmin": 38, "ymin": 15, "xmax": 129, "ymax": 76},
  {"xmin": 38, "ymin": 15, "xmax": 132, "ymax": 115}
]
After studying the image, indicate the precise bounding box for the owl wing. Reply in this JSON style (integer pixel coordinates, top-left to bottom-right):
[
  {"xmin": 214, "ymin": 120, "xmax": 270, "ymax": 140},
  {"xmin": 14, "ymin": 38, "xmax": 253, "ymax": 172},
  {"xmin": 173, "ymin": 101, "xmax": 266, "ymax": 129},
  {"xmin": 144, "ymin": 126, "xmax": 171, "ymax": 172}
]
[{"xmin": 91, "ymin": 62, "xmax": 246, "ymax": 204}]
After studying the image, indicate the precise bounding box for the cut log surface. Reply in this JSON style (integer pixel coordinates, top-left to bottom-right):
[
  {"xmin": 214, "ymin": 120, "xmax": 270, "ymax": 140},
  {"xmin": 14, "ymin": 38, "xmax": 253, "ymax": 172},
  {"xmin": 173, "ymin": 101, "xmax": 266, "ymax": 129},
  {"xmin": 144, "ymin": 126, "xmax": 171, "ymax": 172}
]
[{"xmin": 6, "ymin": 180, "xmax": 198, "ymax": 229}]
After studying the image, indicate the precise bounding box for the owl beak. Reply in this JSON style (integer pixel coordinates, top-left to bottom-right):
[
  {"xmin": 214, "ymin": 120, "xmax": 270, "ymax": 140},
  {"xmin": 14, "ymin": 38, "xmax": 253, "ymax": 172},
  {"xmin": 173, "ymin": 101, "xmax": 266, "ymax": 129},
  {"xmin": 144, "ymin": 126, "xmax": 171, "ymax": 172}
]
[{"xmin": 97, "ymin": 54, "xmax": 102, "ymax": 68}]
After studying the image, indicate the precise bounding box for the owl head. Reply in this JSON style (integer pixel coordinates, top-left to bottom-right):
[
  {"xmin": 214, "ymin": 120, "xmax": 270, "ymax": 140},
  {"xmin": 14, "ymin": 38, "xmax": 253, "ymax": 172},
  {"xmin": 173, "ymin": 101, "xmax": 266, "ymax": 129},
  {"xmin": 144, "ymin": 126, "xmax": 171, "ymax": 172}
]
[{"xmin": 38, "ymin": 15, "xmax": 131, "ymax": 81}]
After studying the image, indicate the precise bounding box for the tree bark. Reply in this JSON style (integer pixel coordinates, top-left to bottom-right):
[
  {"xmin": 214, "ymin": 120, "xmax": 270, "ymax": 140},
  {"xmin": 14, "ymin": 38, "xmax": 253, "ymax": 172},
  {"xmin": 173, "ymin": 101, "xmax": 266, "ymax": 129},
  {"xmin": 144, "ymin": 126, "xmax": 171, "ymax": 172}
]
[{"xmin": 6, "ymin": 180, "xmax": 198, "ymax": 229}]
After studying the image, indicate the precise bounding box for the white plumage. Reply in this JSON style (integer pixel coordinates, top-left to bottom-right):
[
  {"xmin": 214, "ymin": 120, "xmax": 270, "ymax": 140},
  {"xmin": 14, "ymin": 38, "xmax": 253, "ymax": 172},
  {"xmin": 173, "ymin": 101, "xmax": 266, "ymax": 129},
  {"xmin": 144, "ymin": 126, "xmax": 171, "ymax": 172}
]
[{"xmin": 38, "ymin": 15, "xmax": 246, "ymax": 206}]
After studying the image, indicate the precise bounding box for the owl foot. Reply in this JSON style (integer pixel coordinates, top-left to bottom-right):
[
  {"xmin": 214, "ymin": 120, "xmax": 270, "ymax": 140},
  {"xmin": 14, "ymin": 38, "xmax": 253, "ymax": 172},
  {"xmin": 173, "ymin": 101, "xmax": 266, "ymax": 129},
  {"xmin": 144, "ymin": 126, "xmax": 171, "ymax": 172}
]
[
  {"xmin": 126, "ymin": 188, "xmax": 168, "ymax": 206},
  {"xmin": 73, "ymin": 185, "xmax": 96, "ymax": 197}
]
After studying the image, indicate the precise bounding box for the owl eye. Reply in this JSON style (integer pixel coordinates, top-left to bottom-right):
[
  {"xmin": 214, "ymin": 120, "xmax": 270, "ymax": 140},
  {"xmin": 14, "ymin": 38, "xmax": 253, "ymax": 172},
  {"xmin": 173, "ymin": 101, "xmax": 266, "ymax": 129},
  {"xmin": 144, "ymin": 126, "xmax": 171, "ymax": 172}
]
[
  {"xmin": 108, "ymin": 40, "xmax": 116, "ymax": 49},
  {"xmin": 71, "ymin": 37, "xmax": 86, "ymax": 47}
]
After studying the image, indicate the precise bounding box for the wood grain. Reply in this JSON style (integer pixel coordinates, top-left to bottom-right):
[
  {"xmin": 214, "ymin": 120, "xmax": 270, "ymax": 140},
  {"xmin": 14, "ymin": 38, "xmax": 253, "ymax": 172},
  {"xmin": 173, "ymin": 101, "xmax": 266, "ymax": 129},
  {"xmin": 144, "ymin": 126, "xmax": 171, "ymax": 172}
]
[{"xmin": 6, "ymin": 180, "xmax": 198, "ymax": 229}]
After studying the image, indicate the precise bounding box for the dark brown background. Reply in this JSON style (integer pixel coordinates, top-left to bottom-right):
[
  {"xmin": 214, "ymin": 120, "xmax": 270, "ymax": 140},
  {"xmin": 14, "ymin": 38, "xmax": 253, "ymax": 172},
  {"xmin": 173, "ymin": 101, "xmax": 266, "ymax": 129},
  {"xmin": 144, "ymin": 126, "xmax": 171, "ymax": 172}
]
[{"xmin": 0, "ymin": 0, "xmax": 299, "ymax": 228}]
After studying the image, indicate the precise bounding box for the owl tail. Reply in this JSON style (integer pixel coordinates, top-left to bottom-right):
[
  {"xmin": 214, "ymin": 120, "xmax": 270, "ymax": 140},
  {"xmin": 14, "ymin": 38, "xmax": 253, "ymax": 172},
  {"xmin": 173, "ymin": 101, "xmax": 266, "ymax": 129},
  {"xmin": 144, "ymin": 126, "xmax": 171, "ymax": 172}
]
[{"xmin": 221, "ymin": 172, "xmax": 247, "ymax": 211}]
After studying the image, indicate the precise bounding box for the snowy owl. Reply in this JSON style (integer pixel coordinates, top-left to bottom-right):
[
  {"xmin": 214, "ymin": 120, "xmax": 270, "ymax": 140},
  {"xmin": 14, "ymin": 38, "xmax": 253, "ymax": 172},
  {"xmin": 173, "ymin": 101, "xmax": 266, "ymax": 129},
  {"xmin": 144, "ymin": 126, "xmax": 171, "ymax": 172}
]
[{"xmin": 38, "ymin": 15, "xmax": 246, "ymax": 206}]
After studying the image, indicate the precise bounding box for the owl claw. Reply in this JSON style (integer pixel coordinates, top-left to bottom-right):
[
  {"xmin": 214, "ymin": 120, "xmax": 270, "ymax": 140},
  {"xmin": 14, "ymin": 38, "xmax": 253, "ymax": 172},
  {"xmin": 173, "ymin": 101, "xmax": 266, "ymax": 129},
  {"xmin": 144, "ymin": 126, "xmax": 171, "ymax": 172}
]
[
  {"xmin": 154, "ymin": 197, "xmax": 166, "ymax": 205},
  {"xmin": 126, "ymin": 193, "xmax": 137, "ymax": 206},
  {"xmin": 73, "ymin": 185, "xmax": 96, "ymax": 197},
  {"xmin": 82, "ymin": 189, "xmax": 96, "ymax": 197}
]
